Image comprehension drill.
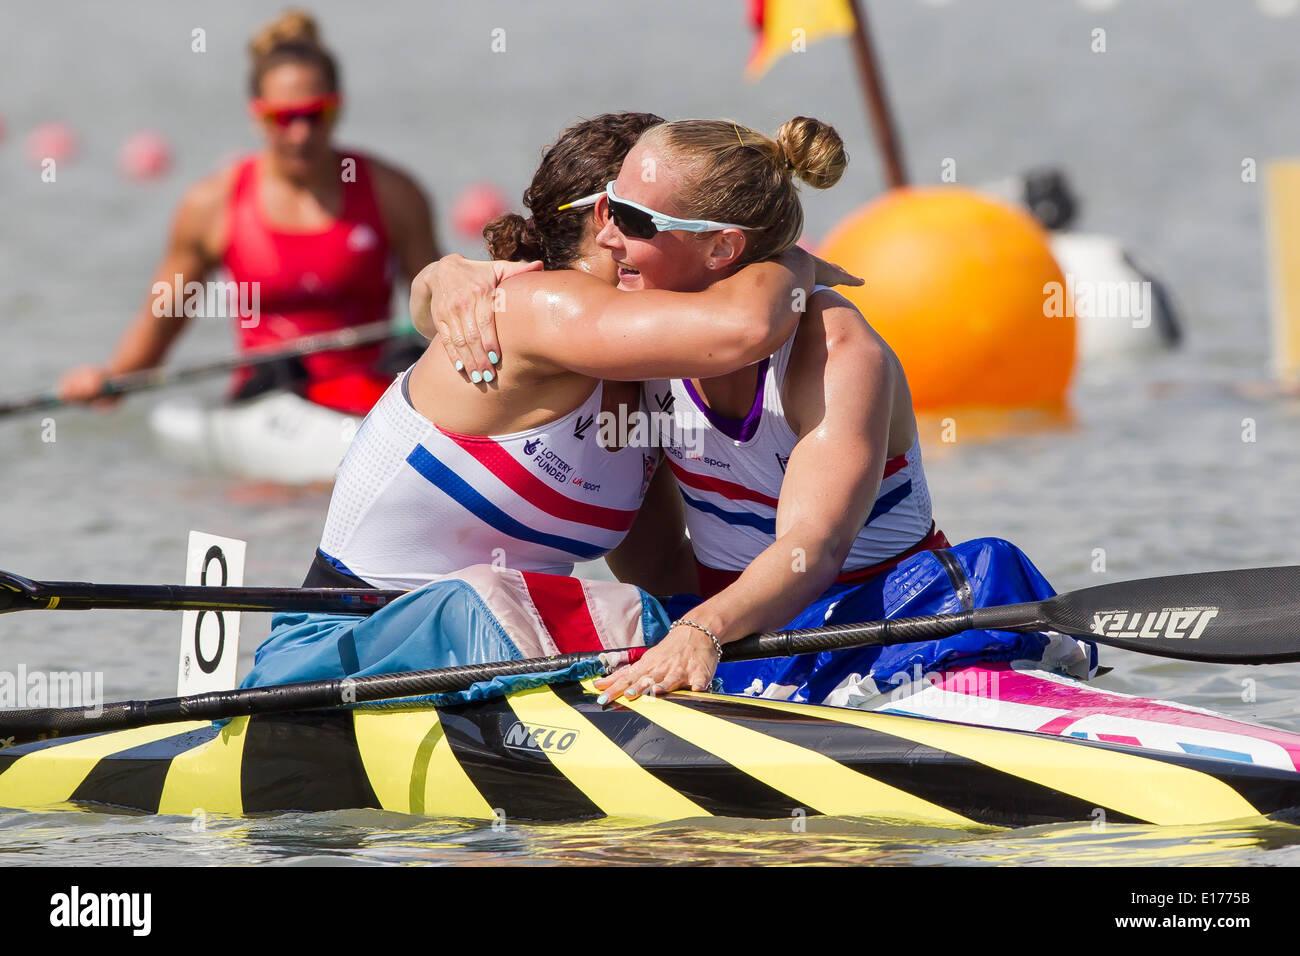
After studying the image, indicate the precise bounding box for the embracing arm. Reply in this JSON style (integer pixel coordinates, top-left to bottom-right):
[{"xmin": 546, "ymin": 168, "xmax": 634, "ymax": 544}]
[
  {"xmin": 595, "ymin": 302, "xmax": 898, "ymax": 700},
  {"xmin": 511, "ymin": 253, "xmax": 812, "ymax": 380},
  {"xmin": 409, "ymin": 248, "xmax": 862, "ymax": 381}
]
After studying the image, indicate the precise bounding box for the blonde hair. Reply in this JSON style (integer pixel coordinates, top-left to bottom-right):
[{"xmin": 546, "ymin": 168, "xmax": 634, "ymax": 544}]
[
  {"xmin": 637, "ymin": 117, "xmax": 848, "ymax": 263},
  {"xmin": 247, "ymin": 10, "xmax": 338, "ymax": 96}
]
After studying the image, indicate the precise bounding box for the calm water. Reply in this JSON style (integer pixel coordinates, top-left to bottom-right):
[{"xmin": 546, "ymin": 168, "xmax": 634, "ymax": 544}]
[{"xmin": 2, "ymin": 0, "xmax": 1300, "ymax": 864}]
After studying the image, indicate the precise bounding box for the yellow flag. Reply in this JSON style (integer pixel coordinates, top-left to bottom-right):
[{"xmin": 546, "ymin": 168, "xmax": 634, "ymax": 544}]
[
  {"xmin": 746, "ymin": 0, "xmax": 855, "ymax": 80},
  {"xmin": 1265, "ymin": 161, "xmax": 1300, "ymax": 381}
]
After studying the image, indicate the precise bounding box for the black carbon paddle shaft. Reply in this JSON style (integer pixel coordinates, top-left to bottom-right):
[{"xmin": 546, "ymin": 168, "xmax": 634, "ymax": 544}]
[{"xmin": 0, "ymin": 651, "xmax": 604, "ymax": 740}]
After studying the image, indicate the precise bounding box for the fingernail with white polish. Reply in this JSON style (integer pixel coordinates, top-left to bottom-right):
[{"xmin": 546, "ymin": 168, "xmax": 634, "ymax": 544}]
[
  {"xmin": 488, "ymin": 351, "xmax": 499, "ymax": 365},
  {"xmin": 471, "ymin": 370, "xmax": 483, "ymax": 384},
  {"xmin": 483, "ymin": 369, "xmax": 494, "ymax": 383},
  {"xmin": 596, "ymin": 693, "xmax": 608, "ymax": 706},
  {"xmin": 455, "ymin": 360, "xmax": 465, "ymax": 372}
]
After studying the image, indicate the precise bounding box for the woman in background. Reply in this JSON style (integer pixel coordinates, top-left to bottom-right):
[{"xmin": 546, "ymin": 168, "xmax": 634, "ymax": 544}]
[{"xmin": 60, "ymin": 9, "xmax": 439, "ymax": 419}]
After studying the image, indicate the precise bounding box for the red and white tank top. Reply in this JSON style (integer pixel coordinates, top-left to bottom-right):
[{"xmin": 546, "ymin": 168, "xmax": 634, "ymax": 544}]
[
  {"xmin": 317, "ymin": 370, "xmax": 661, "ymax": 589},
  {"xmin": 223, "ymin": 152, "xmax": 395, "ymax": 415},
  {"xmin": 645, "ymin": 301, "xmax": 938, "ymax": 589}
]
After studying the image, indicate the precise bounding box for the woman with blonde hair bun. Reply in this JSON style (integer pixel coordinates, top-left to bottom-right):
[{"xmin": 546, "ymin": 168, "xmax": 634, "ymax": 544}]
[
  {"xmin": 60, "ymin": 9, "xmax": 440, "ymax": 426},
  {"xmin": 421, "ymin": 114, "xmax": 1096, "ymax": 706}
]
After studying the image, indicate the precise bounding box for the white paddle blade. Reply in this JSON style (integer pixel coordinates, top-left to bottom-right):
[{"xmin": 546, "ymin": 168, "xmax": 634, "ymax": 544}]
[{"xmin": 176, "ymin": 531, "xmax": 245, "ymax": 694}]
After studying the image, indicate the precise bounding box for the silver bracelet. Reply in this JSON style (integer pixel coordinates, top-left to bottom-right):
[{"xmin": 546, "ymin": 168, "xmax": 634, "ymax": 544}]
[{"xmin": 672, "ymin": 617, "xmax": 723, "ymax": 659}]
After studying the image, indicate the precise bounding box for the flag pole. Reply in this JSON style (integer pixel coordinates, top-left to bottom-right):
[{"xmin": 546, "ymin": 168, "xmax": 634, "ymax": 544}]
[{"xmin": 844, "ymin": 0, "xmax": 907, "ymax": 188}]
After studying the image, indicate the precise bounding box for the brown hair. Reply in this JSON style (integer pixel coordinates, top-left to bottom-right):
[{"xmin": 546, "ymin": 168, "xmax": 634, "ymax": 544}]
[
  {"xmin": 247, "ymin": 10, "xmax": 339, "ymax": 97},
  {"xmin": 484, "ymin": 111, "xmax": 665, "ymax": 270},
  {"xmin": 638, "ymin": 117, "xmax": 848, "ymax": 264}
]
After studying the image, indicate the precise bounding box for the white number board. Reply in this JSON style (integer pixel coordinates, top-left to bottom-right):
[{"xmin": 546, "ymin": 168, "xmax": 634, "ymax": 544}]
[{"xmin": 176, "ymin": 531, "xmax": 245, "ymax": 695}]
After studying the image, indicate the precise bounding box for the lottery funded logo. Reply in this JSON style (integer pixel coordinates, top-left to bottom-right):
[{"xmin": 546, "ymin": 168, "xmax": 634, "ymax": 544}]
[{"xmin": 524, "ymin": 437, "xmax": 576, "ymax": 486}]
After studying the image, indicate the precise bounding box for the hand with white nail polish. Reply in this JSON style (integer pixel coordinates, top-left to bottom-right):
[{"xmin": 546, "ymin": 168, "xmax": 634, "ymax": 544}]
[
  {"xmin": 408, "ymin": 254, "xmax": 541, "ymax": 379},
  {"xmin": 594, "ymin": 624, "xmax": 720, "ymax": 705}
]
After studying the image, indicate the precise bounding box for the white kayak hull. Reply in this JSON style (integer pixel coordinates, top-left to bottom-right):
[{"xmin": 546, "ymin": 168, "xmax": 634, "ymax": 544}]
[{"xmin": 149, "ymin": 391, "xmax": 356, "ymax": 484}]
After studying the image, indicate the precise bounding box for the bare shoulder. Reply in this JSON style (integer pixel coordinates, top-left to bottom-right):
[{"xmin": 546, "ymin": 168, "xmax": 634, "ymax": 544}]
[
  {"xmin": 178, "ymin": 164, "xmax": 236, "ymax": 223},
  {"xmin": 365, "ymin": 155, "xmax": 432, "ymax": 210},
  {"xmin": 494, "ymin": 270, "xmax": 619, "ymax": 371},
  {"xmin": 500, "ymin": 268, "xmax": 612, "ymax": 313},
  {"xmin": 782, "ymin": 289, "xmax": 896, "ymax": 434},
  {"xmin": 171, "ymin": 164, "xmax": 239, "ymax": 258},
  {"xmin": 800, "ymin": 289, "xmax": 893, "ymax": 374}
]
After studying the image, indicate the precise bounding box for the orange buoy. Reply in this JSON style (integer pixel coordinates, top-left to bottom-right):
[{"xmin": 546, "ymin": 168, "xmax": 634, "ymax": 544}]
[{"xmin": 819, "ymin": 187, "xmax": 1075, "ymax": 411}]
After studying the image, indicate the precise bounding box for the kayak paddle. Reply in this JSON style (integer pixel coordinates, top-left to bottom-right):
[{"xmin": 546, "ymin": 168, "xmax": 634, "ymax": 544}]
[
  {"xmin": 0, "ymin": 320, "xmax": 410, "ymax": 417},
  {"xmin": 2, "ymin": 564, "xmax": 1297, "ymax": 664},
  {"xmin": 0, "ymin": 569, "xmax": 404, "ymax": 616},
  {"xmin": 2, "ymin": 564, "xmax": 1299, "ymax": 743}
]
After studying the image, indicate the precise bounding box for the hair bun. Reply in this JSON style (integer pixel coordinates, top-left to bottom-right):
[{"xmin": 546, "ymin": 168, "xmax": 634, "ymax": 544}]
[
  {"xmin": 483, "ymin": 212, "xmax": 544, "ymax": 263},
  {"xmin": 249, "ymin": 9, "xmax": 321, "ymax": 60},
  {"xmin": 775, "ymin": 116, "xmax": 848, "ymax": 190}
]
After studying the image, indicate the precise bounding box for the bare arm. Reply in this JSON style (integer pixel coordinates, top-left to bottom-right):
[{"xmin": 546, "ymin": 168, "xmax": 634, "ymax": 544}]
[
  {"xmin": 59, "ymin": 175, "xmax": 225, "ymax": 402},
  {"xmin": 501, "ymin": 256, "xmax": 812, "ymax": 380},
  {"xmin": 370, "ymin": 162, "xmax": 441, "ymax": 285},
  {"xmin": 595, "ymin": 300, "xmax": 898, "ymax": 700},
  {"xmin": 411, "ymin": 251, "xmax": 859, "ymax": 382},
  {"xmin": 604, "ymin": 459, "xmax": 699, "ymax": 595}
]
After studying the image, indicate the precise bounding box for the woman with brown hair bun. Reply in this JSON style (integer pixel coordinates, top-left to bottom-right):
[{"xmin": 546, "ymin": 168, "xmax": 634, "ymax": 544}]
[{"xmin": 58, "ymin": 10, "xmax": 440, "ymax": 482}]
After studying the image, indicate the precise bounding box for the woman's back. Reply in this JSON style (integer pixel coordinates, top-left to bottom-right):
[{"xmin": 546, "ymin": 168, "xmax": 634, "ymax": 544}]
[{"xmin": 313, "ymin": 364, "xmax": 653, "ymax": 588}]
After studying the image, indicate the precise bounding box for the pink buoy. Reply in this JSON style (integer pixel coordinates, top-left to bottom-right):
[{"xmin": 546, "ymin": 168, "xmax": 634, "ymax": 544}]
[
  {"xmin": 25, "ymin": 122, "xmax": 79, "ymax": 166},
  {"xmin": 118, "ymin": 130, "xmax": 173, "ymax": 180},
  {"xmin": 451, "ymin": 182, "xmax": 508, "ymax": 239}
]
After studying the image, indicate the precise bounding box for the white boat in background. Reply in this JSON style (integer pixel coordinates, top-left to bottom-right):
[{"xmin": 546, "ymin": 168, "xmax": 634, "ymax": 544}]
[
  {"xmin": 986, "ymin": 168, "xmax": 1183, "ymax": 361},
  {"xmin": 149, "ymin": 390, "xmax": 356, "ymax": 484},
  {"xmin": 1049, "ymin": 232, "xmax": 1182, "ymax": 360}
]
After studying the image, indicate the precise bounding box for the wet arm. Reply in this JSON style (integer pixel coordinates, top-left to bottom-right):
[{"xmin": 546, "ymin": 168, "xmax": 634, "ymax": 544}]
[
  {"xmin": 594, "ymin": 309, "xmax": 896, "ymax": 700},
  {"xmin": 512, "ymin": 251, "xmax": 814, "ymax": 380}
]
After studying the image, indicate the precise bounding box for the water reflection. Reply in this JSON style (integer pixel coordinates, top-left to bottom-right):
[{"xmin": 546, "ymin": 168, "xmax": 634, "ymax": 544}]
[{"xmin": 7, "ymin": 806, "xmax": 1294, "ymax": 867}]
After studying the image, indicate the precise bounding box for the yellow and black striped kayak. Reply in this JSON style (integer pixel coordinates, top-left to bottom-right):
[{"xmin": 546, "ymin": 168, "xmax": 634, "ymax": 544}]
[{"xmin": 3, "ymin": 680, "xmax": 1299, "ymax": 828}]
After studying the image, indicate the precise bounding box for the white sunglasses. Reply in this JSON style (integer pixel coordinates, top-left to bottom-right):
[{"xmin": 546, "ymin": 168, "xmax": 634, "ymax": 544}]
[{"xmin": 558, "ymin": 181, "xmax": 752, "ymax": 239}]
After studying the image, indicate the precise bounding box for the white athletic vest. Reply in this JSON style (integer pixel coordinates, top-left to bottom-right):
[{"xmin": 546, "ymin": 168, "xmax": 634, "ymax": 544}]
[
  {"xmin": 318, "ymin": 369, "xmax": 659, "ymax": 588},
  {"xmin": 644, "ymin": 307, "xmax": 934, "ymax": 574}
]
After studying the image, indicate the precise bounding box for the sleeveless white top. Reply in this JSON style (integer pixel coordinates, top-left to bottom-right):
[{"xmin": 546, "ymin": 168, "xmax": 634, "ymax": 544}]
[
  {"xmin": 318, "ymin": 369, "xmax": 659, "ymax": 588},
  {"xmin": 644, "ymin": 295, "xmax": 934, "ymax": 574}
]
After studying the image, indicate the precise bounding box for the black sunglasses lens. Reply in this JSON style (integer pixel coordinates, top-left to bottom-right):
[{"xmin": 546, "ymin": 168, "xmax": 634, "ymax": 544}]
[{"xmin": 609, "ymin": 200, "xmax": 657, "ymax": 240}]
